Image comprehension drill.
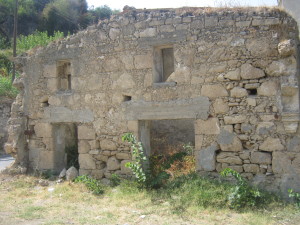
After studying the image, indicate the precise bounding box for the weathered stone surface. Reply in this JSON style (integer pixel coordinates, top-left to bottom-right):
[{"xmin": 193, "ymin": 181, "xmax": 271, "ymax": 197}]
[
  {"xmin": 195, "ymin": 118, "xmax": 220, "ymax": 135},
  {"xmin": 34, "ymin": 123, "xmax": 52, "ymax": 138},
  {"xmin": 121, "ymin": 160, "xmax": 132, "ymax": 174},
  {"xmin": 265, "ymin": 56, "xmax": 296, "ymax": 76},
  {"xmin": 256, "ymin": 122, "xmax": 275, "ymax": 135},
  {"xmin": 107, "ymin": 156, "xmax": 120, "ymax": 170},
  {"xmin": 66, "ymin": 166, "xmax": 79, "ymax": 181},
  {"xmin": 257, "ymin": 80, "xmax": 278, "ymax": 96},
  {"xmin": 134, "ymin": 54, "xmax": 152, "ymax": 69},
  {"xmin": 216, "ymin": 152, "xmax": 242, "ymax": 164},
  {"xmin": 278, "ymin": 39, "xmax": 295, "ymax": 57},
  {"xmin": 116, "ymin": 152, "xmax": 131, "ymax": 160},
  {"xmin": 246, "ymin": 38, "xmax": 273, "ymax": 57},
  {"xmin": 224, "ymin": 68, "xmax": 240, "ymax": 80},
  {"xmin": 100, "ymin": 139, "xmax": 117, "ymax": 151},
  {"xmin": 272, "ymin": 152, "xmax": 292, "ymax": 174},
  {"xmin": 224, "ymin": 115, "xmax": 247, "ymax": 124},
  {"xmin": 251, "ymin": 152, "xmax": 271, "ymax": 165},
  {"xmin": 113, "ymin": 73, "xmax": 135, "ymax": 89},
  {"xmin": 197, "ymin": 144, "xmax": 217, "ymax": 171},
  {"xmin": 287, "ymin": 136, "xmax": 300, "ymax": 152},
  {"xmin": 259, "ymin": 137, "xmax": 284, "ymax": 152},
  {"xmin": 139, "ymin": 28, "xmax": 156, "ymax": 37},
  {"xmin": 79, "ymin": 154, "xmax": 96, "ymax": 169},
  {"xmin": 241, "ymin": 63, "xmax": 265, "ymax": 80},
  {"xmin": 109, "ymin": 28, "xmax": 121, "ymax": 40},
  {"xmin": 91, "ymin": 169, "xmax": 104, "ymax": 179},
  {"xmin": 78, "ymin": 140, "xmax": 90, "ymax": 154},
  {"xmin": 78, "ymin": 126, "xmax": 95, "ymax": 140},
  {"xmin": 201, "ymin": 84, "xmax": 228, "ymax": 99},
  {"xmin": 217, "ymin": 130, "xmax": 243, "ymax": 152},
  {"xmin": 243, "ymin": 164, "xmax": 260, "ymax": 173},
  {"xmin": 213, "ymin": 98, "xmax": 229, "ymax": 114},
  {"xmin": 230, "ymin": 87, "xmax": 248, "ymax": 98}
]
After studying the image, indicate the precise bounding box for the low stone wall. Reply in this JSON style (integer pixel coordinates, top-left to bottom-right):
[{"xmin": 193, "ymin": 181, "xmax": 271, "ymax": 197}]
[{"xmin": 0, "ymin": 98, "xmax": 13, "ymax": 154}]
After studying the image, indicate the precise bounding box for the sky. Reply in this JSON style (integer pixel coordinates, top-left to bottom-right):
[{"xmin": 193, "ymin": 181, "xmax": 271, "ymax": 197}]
[{"xmin": 86, "ymin": 0, "xmax": 278, "ymax": 10}]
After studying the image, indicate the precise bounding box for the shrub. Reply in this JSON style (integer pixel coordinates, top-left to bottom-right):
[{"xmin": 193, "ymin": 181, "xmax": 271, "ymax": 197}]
[
  {"xmin": 122, "ymin": 133, "xmax": 147, "ymax": 186},
  {"xmin": 74, "ymin": 175, "xmax": 104, "ymax": 195},
  {"xmin": 110, "ymin": 174, "xmax": 121, "ymax": 187},
  {"xmin": 288, "ymin": 189, "xmax": 300, "ymax": 208},
  {"xmin": 221, "ymin": 168, "xmax": 270, "ymax": 209}
]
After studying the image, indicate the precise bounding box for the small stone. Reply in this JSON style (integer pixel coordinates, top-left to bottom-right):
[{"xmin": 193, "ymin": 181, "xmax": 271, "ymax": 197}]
[
  {"xmin": 107, "ymin": 157, "xmax": 120, "ymax": 170},
  {"xmin": 224, "ymin": 68, "xmax": 240, "ymax": 80},
  {"xmin": 66, "ymin": 166, "xmax": 79, "ymax": 181},
  {"xmin": 39, "ymin": 179, "xmax": 49, "ymax": 186},
  {"xmin": 257, "ymin": 81, "xmax": 278, "ymax": 96},
  {"xmin": 243, "ymin": 164, "xmax": 260, "ymax": 173},
  {"xmin": 278, "ymin": 39, "xmax": 295, "ymax": 57},
  {"xmin": 216, "ymin": 152, "xmax": 242, "ymax": 164},
  {"xmin": 59, "ymin": 168, "xmax": 67, "ymax": 178}
]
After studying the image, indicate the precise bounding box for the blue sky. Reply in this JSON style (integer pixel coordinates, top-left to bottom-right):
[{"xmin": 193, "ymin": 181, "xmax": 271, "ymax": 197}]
[{"xmin": 87, "ymin": 0, "xmax": 278, "ymax": 10}]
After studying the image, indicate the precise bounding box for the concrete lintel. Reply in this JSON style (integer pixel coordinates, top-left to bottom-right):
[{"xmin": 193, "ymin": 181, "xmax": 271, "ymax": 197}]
[
  {"xmin": 124, "ymin": 97, "xmax": 210, "ymax": 120},
  {"xmin": 43, "ymin": 107, "xmax": 94, "ymax": 123}
]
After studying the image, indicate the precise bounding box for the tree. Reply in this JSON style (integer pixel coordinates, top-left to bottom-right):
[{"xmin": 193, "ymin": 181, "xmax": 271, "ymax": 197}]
[
  {"xmin": 88, "ymin": 5, "xmax": 112, "ymax": 24},
  {"xmin": 41, "ymin": 0, "xmax": 89, "ymax": 35}
]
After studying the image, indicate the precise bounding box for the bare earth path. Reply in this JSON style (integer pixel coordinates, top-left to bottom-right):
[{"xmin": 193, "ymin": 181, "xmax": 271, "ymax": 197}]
[{"xmin": 0, "ymin": 154, "xmax": 14, "ymax": 172}]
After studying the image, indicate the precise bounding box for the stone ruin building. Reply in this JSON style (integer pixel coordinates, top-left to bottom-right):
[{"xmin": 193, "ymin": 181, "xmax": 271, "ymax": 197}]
[{"xmin": 4, "ymin": 6, "xmax": 300, "ymax": 194}]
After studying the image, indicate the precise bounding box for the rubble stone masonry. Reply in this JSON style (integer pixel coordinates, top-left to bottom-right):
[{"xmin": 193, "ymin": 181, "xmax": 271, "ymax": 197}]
[{"xmin": 5, "ymin": 7, "xmax": 300, "ymax": 194}]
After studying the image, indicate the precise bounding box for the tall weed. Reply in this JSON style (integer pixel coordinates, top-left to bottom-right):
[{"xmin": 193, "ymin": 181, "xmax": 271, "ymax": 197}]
[
  {"xmin": 17, "ymin": 31, "xmax": 64, "ymax": 52},
  {"xmin": 0, "ymin": 75, "xmax": 18, "ymax": 98}
]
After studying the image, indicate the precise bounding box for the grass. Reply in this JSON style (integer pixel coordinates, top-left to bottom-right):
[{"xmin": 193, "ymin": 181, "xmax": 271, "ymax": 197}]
[
  {"xmin": 0, "ymin": 75, "xmax": 19, "ymax": 98},
  {"xmin": 0, "ymin": 173, "xmax": 299, "ymax": 225}
]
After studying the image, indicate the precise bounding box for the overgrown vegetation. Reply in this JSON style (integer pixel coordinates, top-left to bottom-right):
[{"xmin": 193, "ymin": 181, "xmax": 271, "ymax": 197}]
[
  {"xmin": 0, "ymin": 75, "xmax": 18, "ymax": 98},
  {"xmin": 17, "ymin": 31, "xmax": 64, "ymax": 52},
  {"xmin": 65, "ymin": 144, "xmax": 79, "ymax": 169},
  {"xmin": 289, "ymin": 189, "xmax": 300, "ymax": 208},
  {"xmin": 74, "ymin": 175, "xmax": 104, "ymax": 195},
  {"xmin": 221, "ymin": 168, "xmax": 273, "ymax": 209}
]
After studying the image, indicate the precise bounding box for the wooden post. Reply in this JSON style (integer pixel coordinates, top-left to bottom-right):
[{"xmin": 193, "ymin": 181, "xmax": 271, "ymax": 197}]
[{"xmin": 12, "ymin": 0, "xmax": 18, "ymax": 83}]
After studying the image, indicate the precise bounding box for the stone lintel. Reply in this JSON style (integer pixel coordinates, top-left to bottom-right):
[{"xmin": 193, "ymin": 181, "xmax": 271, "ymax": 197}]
[{"xmin": 124, "ymin": 97, "xmax": 210, "ymax": 120}]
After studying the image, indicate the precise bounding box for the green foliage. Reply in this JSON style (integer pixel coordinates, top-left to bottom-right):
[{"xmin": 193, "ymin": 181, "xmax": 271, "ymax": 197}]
[
  {"xmin": 74, "ymin": 175, "xmax": 104, "ymax": 195},
  {"xmin": 221, "ymin": 168, "xmax": 270, "ymax": 209},
  {"xmin": 88, "ymin": 5, "xmax": 112, "ymax": 23},
  {"xmin": 17, "ymin": 31, "xmax": 64, "ymax": 52},
  {"xmin": 110, "ymin": 174, "xmax": 121, "ymax": 187},
  {"xmin": 288, "ymin": 189, "xmax": 300, "ymax": 208},
  {"xmin": 122, "ymin": 133, "xmax": 147, "ymax": 185},
  {"xmin": 0, "ymin": 75, "xmax": 18, "ymax": 98},
  {"xmin": 65, "ymin": 145, "xmax": 79, "ymax": 169}
]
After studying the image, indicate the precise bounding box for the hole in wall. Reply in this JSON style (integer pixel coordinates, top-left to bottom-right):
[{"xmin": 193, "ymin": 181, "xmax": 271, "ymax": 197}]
[
  {"xmin": 123, "ymin": 95, "xmax": 132, "ymax": 102},
  {"xmin": 247, "ymin": 89, "xmax": 257, "ymax": 96},
  {"xmin": 42, "ymin": 100, "xmax": 49, "ymax": 107}
]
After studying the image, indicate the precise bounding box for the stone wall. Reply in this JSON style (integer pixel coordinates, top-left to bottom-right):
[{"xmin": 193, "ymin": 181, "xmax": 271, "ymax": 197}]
[
  {"xmin": 0, "ymin": 98, "xmax": 13, "ymax": 154},
  {"xmin": 5, "ymin": 7, "xmax": 300, "ymax": 194}
]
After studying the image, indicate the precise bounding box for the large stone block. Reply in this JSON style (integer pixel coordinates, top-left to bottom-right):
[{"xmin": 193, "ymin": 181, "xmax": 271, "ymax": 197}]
[
  {"xmin": 256, "ymin": 122, "xmax": 275, "ymax": 135},
  {"xmin": 259, "ymin": 137, "xmax": 284, "ymax": 152},
  {"xmin": 241, "ymin": 63, "xmax": 265, "ymax": 80},
  {"xmin": 257, "ymin": 80, "xmax": 278, "ymax": 96},
  {"xmin": 250, "ymin": 152, "xmax": 271, "ymax": 165},
  {"xmin": 78, "ymin": 126, "xmax": 95, "ymax": 140},
  {"xmin": 79, "ymin": 154, "xmax": 96, "ymax": 169},
  {"xmin": 78, "ymin": 140, "xmax": 91, "ymax": 154},
  {"xmin": 116, "ymin": 152, "xmax": 130, "ymax": 160},
  {"xmin": 34, "ymin": 123, "xmax": 52, "ymax": 138},
  {"xmin": 39, "ymin": 151, "xmax": 54, "ymax": 170},
  {"xmin": 287, "ymin": 136, "xmax": 300, "ymax": 152},
  {"xmin": 278, "ymin": 39, "xmax": 296, "ymax": 57},
  {"xmin": 213, "ymin": 98, "xmax": 229, "ymax": 114},
  {"xmin": 195, "ymin": 118, "xmax": 220, "ymax": 135},
  {"xmin": 230, "ymin": 87, "xmax": 248, "ymax": 98},
  {"xmin": 216, "ymin": 152, "xmax": 242, "ymax": 164},
  {"xmin": 100, "ymin": 139, "xmax": 117, "ymax": 151},
  {"xmin": 121, "ymin": 160, "xmax": 132, "ymax": 174},
  {"xmin": 265, "ymin": 56, "xmax": 296, "ymax": 77},
  {"xmin": 243, "ymin": 164, "xmax": 260, "ymax": 173},
  {"xmin": 224, "ymin": 68, "xmax": 240, "ymax": 80},
  {"xmin": 197, "ymin": 144, "xmax": 217, "ymax": 171},
  {"xmin": 217, "ymin": 130, "xmax": 243, "ymax": 152},
  {"xmin": 201, "ymin": 84, "xmax": 228, "ymax": 99},
  {"xmin": 107, "ymin": 156, "xmax": 120, "ymax": 171},
  {"xmin": 139, "ymin": 28, "xmax": 157, "ymax": 37},
  {"xmin": 272, "ymin": 151, "xmax": 292, "ymax": 174}
]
